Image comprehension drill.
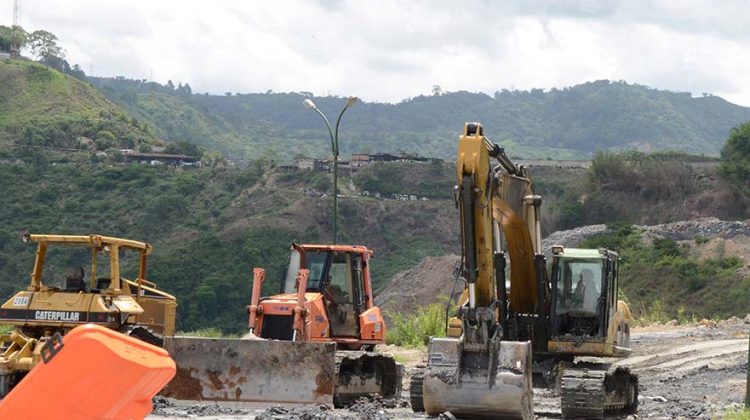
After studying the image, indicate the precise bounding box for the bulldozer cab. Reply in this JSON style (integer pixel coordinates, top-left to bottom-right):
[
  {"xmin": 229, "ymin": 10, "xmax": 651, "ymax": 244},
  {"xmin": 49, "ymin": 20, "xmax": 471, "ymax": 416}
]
[
  {"xmin": 280, "ymin": 246, "xmax": 366, "ymax": 338},
  {"xmin": 550, "ymin": 247, "xmax": 618, "ymax": 340},
  {"xmin": 23, "ymin": 234, "xmax": 151, "ymax": 293},
  {"xmin": 12, "ymin": 234, "xmax": 176, "ymax": 336}
]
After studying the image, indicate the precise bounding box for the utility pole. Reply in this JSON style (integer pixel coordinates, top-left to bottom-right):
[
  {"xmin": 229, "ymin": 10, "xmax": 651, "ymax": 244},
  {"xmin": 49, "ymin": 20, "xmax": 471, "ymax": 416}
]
[
  {"xmin": 10, "ymin": 0, "xmax": 22, "ymax": 57},
  {"xmin": 303, "ymin": 97, "xmax": 358, "ymax": 244},
  {"xmin": 13, "ymin": 0, "xmax": 20, "ymax": 27}
]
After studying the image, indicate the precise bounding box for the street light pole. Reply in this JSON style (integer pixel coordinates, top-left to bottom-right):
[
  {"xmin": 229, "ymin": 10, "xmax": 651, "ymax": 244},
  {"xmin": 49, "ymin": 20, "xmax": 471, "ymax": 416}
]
[{"xmin": 304, "ymin": 97, "xmax": 358, "ymax": 244}]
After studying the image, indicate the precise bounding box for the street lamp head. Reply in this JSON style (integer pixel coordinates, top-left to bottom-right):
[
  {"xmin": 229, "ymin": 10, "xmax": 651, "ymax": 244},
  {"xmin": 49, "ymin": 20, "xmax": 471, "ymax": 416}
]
[
  {"xmin": 345, "ymin": 96, "xmax": 358, "ymax": 108},
  {"xmin": 303, "ymin": 98, "xmax": 317, "ymax": 110}
]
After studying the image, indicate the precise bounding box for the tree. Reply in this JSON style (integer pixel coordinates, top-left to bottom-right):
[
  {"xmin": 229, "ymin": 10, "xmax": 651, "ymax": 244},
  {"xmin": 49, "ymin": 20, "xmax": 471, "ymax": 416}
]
[
  {"xmin": 95, "ymin": 130, "xmax": 117, "ymax": 151},
  {"xmin": 166, "ymin": 80, "xmax": 175, "ymax": 90},
  {"xmin": 0, "ymin": 25, "xmax": 28, "ymax": 53},
  {"xmin": 432, "ymin": 85, "xmax": 443, "ymax": 96},
  {"xmin": 719, "ymin": 121, "xmax": 750, "ymax": 186},
  {"xmin": 68, "ymin": 64, "xmax": 86, "ymax": 80},
  {"xmin": 28, "ymin": 30, "xmax": 63, "ymax": 61},
  {"xmin": 165, "ymin": 141, "xmax": 201, "ymax": 157}
]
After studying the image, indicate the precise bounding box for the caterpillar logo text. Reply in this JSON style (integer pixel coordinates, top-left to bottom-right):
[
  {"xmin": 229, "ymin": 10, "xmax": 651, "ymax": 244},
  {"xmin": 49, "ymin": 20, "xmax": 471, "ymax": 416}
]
[{"xmin": 34, "ymin": 311, "xmax": 81, "ymax": 322}]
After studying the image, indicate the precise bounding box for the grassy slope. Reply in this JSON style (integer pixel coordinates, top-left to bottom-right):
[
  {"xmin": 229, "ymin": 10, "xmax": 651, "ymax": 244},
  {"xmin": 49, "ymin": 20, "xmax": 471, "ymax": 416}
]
[
  {"xmin": 0, "ymin": 154, "xmax": 744, "ymax": 332},
  {"xmin": 0, "ymin": 59, "xmax": 155, "ymax": 147},
  {"xmin": 0, "ymin": 161, "xmax": 459, "ymax": 333}
]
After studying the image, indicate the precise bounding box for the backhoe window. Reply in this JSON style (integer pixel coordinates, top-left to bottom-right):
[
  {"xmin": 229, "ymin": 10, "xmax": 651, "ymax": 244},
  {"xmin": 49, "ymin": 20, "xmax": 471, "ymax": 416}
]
[
  {"xmin": 281, "ymin": 250, "xmax": 330, "ymax": 293},
  {"xmin": 555, "ymin": 258, "xmax": 603, "ymax": 316}
]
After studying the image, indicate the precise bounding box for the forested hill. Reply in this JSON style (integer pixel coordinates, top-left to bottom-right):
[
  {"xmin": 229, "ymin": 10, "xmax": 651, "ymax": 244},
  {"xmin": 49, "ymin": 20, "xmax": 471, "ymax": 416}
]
[
  {"xmin": 90, "ymin": 77, "xmax": 750, "ymax": 161},
  {"xmin": 0, "ymin": 60, "xmax": 156, "ymax": 151}
]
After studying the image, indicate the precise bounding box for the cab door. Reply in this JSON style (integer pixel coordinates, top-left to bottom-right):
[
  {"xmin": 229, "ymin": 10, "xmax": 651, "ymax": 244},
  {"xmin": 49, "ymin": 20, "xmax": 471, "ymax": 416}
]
[{"xmin": 324, "ymin": 252, "xmax": 359, "ymax": 337}]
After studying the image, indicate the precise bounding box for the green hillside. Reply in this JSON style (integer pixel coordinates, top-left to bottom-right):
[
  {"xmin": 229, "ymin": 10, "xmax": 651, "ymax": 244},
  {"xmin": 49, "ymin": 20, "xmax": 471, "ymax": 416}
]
[
  {"xmin": 0, "ymin": 150, "xmax": 744, "ymax": 332},
  {"xmin": 0, "ymin": 160, "xmax": 460, "ymax": 333},
  {"xmin": 90, "ymin": 77, "xmax": 750, "ymax": 161},
  {"xmin": 0, "ymin": 60, "xmax": 156, "ymax": 151}
]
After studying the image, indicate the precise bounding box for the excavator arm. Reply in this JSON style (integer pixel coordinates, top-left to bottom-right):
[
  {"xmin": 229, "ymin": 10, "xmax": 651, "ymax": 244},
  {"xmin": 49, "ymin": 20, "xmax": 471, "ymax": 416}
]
[{"xmin": 419, "ymin": 123, "xmax": 536, "ymax": 419}]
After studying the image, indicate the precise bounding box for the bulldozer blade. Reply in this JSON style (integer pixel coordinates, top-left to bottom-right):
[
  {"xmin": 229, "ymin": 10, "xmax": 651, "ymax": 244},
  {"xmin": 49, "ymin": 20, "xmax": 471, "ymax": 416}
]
[
  {"xmin": 161, "ymin": 337, "xmax": 336, "ymax": 407},
  {"xmin": 422, "ymin": 337, "xmax": 533, "ymax": 419}
]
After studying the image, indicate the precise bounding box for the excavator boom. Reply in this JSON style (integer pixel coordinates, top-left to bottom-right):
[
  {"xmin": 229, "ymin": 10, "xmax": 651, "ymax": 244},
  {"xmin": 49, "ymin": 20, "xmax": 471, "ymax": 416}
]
[{"xmin": 419, "ymin": 123, "xmax": 534, "ymax": 419}]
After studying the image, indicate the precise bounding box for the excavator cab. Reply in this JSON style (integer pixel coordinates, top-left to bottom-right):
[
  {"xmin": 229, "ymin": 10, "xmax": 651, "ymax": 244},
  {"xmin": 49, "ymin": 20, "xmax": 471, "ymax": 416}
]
[
  {"xmin": 550, "ymin": 248, "xmax": 614, "ymax": 339},
  {"xmin": 547, "ymin": 246, "xmax": 630, "ymax": 357}
]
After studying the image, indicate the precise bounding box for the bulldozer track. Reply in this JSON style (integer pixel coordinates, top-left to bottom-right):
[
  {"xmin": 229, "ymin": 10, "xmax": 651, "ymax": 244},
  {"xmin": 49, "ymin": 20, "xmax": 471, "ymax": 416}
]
[
  {"xmin": 408, "ymin": 365, "xmax": 425, "ymax": 412},
  {"xmin": 560, "ymin": 363, "xmax": 637, "ymax": 419},
  {"xmin": 333, "ymin": 351, "xmax": 402, "ymax": 407},
  {"xmin": 120, "ymin": 325, "xmax": 164, "ymax": 347}
]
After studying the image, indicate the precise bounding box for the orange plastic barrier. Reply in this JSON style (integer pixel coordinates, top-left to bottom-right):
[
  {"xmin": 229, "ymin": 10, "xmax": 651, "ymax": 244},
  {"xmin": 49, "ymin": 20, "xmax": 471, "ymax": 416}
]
[{"xmin": 0, "ymin": 324, "xmax": 176, "ymax": 420}]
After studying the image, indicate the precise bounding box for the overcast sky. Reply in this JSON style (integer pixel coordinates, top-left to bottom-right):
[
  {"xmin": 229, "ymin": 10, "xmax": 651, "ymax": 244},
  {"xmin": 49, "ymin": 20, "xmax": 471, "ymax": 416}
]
[{"xmin": 3, "ymin": 0, "xmax": 750, "ymax": 105}]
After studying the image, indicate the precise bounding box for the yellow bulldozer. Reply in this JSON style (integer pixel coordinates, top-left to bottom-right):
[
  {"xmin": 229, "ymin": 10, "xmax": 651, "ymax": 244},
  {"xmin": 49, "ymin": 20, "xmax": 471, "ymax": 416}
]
[
  {"xmin": 410, "ymin": 123, "xmax": 638, "ymax": 419},
  {"xmin": 0, "ymin": 234, "xmax": 177, "ymax": 397}
]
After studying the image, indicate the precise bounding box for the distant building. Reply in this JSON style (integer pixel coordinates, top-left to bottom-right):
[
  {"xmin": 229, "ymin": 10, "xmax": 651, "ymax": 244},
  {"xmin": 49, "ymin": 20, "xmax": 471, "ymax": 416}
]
[
  {"xmin": 123, "ymin": 152, "xmax": 200, "ymax": 167},
  {"xmin": 297, "ymin": 158, "xmax": 319, "ymax": 171},
  {"xmin": 350, "ymin": 154, "xmax": 370, "ymax": 168},
  {"xmin": 278, "ymin": 161, "xmax": 297, "ymax": 171}
]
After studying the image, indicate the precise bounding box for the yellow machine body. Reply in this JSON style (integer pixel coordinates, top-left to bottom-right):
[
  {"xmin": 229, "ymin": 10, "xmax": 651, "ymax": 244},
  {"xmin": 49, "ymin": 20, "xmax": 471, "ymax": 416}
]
[{"xmin": 0, "ymin": 234, "xmax": 176, "ymax": 397}]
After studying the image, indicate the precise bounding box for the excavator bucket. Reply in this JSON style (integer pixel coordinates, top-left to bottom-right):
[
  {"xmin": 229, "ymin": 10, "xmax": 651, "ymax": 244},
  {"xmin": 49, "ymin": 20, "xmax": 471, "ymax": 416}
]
[
  {"xmin": 161, "ymin": 337, "xmax": 336, "ymax": 407},
  {"xmin": 422, "ymin": 338, "xmax": 533, "ymax": 419}
]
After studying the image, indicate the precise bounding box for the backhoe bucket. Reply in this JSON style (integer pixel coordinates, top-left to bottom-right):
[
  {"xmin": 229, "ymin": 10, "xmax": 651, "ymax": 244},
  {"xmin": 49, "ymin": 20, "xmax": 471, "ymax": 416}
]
[
  {"xmin": 423, "ymin": 338, "xmax": 533, "ymax": 419},
  {"xmin": 161, "ymin": 337, "xmax": 336, "ymax": 407}
]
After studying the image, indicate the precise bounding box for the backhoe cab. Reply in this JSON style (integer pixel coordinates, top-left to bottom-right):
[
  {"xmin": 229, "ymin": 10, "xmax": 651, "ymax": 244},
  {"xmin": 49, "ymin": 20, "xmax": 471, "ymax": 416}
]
[
  {"xmin": 163, "ymin": 244, "xmax": 400, "ymax": 408},
  {"xmin": 249, "ymin": 244, "xmax": 385, "ymax": 349},
  {"xmin": 247, "ymin": 244, "xmax": 400, "ymax": 406}
]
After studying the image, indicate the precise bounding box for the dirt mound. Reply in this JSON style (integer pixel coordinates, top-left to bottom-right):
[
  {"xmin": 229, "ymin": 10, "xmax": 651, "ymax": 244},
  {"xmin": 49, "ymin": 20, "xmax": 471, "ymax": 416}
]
[
  {"xmin": 375, "ymin": 218, "xmax": 750, "ymax": 326},
  {"xmin": 374, "ymin": 254, "xmax": 461, "ymax": 321},
  {"xmin": 541, "ymin": 224, "xmax": 607, "ymax": 256},
  {"xmin": 150, "ymin": 396, "xmax": 253, "ymax": 418},
  {"xmin": 256, "ymin": 405, "xmax": 350, "ymax": 420},
  {"xmin": 640, "ymin": 217, "xmax": 750, "ymax": 242},
  {"xmin": 641, "ymin": 217, "xmax": 750, "ymax": 269},
  {"xmin": 345, "ymin": 394, "xmax": 409, "ymax": 419}
]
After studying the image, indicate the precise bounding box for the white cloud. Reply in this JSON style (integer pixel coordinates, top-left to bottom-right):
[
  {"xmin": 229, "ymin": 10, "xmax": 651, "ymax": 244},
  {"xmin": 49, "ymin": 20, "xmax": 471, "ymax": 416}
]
[{"xmin": 2, "ymin": 0, "xmax": 750, "ymax": 105}]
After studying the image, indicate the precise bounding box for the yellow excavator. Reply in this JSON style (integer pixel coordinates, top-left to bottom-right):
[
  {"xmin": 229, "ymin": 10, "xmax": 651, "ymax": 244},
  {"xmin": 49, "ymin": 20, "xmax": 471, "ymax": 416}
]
[{"xmin": 410, "ymin": 123, "xmax": 637, "ymax": 419}]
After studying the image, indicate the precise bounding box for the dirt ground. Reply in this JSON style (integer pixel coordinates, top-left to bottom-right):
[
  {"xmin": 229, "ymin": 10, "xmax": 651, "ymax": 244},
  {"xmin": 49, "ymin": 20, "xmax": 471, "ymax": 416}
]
[{"xmin": 149, "ymin": 318, "xmax": 749, "ymax": 419}]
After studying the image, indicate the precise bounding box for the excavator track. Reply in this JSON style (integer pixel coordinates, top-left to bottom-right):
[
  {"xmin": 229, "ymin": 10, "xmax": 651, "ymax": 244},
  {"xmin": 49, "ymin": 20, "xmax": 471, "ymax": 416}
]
[
  {"xmin": 560, "ymin": 363, "xmax": 637, "ymax": 419},
  {"xmin": 334, "ymin": 351, "xmax": 402, "ymax": 407}
]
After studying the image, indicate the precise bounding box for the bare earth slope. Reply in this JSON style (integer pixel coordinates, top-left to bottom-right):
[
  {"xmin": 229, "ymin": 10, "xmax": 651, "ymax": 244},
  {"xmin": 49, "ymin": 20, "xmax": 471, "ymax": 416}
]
[{"xmin": 376, "ymin": 217, "xmax": 750, "ymax": 322}]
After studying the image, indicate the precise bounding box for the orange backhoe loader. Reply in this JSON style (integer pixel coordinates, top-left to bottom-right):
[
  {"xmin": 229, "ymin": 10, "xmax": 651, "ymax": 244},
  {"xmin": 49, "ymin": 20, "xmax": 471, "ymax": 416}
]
[{"xmin": 163, "ymin": 243, "xmax": 401, "ymax": 407}]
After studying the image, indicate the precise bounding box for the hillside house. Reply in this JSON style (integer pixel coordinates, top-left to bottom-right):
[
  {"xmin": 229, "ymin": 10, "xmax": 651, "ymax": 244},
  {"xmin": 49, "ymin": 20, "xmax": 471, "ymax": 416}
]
[{"xmin": 122, "ymin": 152, "xmax": 200, "ymax": 167}]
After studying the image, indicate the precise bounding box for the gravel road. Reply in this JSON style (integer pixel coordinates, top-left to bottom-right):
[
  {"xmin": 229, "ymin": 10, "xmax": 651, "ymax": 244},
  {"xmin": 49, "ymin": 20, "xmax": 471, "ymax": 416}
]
[{"xmin": 150, "ymin": 318, "xmax": 749, "ymax": 419}]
